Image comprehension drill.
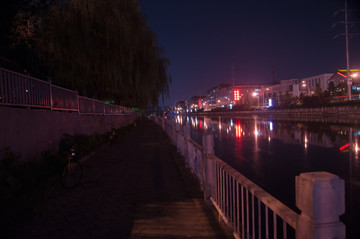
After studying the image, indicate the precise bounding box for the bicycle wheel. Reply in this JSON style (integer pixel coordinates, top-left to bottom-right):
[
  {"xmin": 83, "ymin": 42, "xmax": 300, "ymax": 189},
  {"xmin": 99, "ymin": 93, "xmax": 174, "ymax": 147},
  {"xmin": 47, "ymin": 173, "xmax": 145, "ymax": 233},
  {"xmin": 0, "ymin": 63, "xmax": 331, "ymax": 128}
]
[{"xmin": 60, "ymin": 161, "xmax": 83, "ymax": 188}]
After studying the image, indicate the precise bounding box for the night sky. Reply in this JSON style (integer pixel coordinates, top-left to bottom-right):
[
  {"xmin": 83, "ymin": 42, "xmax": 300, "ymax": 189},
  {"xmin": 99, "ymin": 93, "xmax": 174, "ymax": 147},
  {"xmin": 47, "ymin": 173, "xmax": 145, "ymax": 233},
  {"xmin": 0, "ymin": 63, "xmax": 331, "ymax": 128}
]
[{"xmin": 139, "ymin": 0, "xmax": 360, "ymax": 106}]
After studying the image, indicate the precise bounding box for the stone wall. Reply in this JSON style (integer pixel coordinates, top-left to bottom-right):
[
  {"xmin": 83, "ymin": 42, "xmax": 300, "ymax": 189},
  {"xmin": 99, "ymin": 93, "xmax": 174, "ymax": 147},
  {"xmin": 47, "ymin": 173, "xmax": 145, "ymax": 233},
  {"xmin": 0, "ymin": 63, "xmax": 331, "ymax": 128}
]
[
  {"xmin": 0, "ymin": 106, "xmax": 138, "ymax": 161},
  {"xmin": 190, "ymin": 106, "xmax": 360, "ymax": 124}
]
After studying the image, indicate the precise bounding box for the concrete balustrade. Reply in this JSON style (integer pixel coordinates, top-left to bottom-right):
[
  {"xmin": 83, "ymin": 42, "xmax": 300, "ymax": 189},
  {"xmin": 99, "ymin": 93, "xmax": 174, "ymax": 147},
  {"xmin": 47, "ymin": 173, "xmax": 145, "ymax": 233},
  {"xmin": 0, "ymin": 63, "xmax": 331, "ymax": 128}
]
[
  {"xmin": 202, "ymin": 134, "xmax": 215, "ymax": 204},
  {"xmin": 296, "ymin": 172, "xmax": 345, "ymax": 239},
  {"xmin": 155, "ymin": 117, "xmax": 346, "ymax": 239}
]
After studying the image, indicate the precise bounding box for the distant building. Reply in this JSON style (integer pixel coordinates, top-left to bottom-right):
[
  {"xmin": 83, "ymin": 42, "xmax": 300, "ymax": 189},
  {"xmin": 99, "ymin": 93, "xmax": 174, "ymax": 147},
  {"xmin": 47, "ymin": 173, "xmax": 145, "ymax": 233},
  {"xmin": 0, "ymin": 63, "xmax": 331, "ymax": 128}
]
[
  {"xmin": 215, "ymin": 84, "xmax": 231, "ymax": 108},
  {"xmin": 299, "ymin": 73, "xmax": 333, "ymax": 96},
  {"xmin": 204, "ymin": 83, "xmax": 275, "ymax": 109},
  {"xmin": 328, "ymin": 69, "xmax": 360, "ymax": 87},
  {"xmin": 175, "ymin": 101, "xmax": 186, "ymax": 113},
  {"xmin": 187, "ymin": 96, "xmax": 205, "ymax": 112},
  {"xmin": 232, "ymin": 83, "xmax": 275, "ymax": 107},
  {"xmin": 265, "ymin": 73, "xmax": 333, "ymax": 104},
  {"xmin": 204, "ymin": 84, "xmax": 231, "ymax": 110},
  {"xmin": 325, "ymin": 69, "xmax": 360, "ymax": 98},
  {"xmin": 176, "ymin": 71, "xmax": 357, "ymax": 112}
]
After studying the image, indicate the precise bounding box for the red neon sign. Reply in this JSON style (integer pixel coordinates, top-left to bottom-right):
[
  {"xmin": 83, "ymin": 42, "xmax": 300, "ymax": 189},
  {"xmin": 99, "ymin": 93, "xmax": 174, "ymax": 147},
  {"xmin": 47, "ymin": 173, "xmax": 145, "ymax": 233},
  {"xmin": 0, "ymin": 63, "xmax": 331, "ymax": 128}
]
[
  {"xmin": 337, "ymin": 72, "xmax": 347, "ymax": 78},
  {"xmin": 340, "ymin": 143, "xmax": 349, "ymax": 151},
  {"xmin": 234, "ymin": 89, "xmax": 240, "ymax": 101}
]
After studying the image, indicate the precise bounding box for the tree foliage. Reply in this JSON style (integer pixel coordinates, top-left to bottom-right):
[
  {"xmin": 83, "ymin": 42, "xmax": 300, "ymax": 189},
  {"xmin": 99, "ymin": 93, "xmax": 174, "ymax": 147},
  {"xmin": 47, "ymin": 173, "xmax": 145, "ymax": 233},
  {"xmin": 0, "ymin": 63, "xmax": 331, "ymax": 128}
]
[
  {"xmin": 314, "ymin": 84, "xmax": 323, "ymax": 97},
  {"xmin": 11, "ymin": 0, "xmax": 171, "ymax": 109}
]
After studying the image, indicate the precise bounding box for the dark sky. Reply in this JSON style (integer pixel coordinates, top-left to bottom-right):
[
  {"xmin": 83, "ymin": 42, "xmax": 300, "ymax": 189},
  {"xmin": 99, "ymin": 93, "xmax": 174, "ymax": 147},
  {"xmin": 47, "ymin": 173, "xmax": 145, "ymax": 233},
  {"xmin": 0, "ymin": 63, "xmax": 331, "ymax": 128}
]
[{"xmin": 139, "ymin": 0, "xmax": 360, "ymax": 106}]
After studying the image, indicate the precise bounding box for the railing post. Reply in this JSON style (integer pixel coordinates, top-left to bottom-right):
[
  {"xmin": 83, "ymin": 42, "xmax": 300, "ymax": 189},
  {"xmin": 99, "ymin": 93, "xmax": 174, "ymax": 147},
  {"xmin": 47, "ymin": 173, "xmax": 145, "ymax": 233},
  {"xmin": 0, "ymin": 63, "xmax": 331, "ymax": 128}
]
[
  {"xmin": 172, "ymin": 121, "xmax": 177, "ymax": 143},
  {"xmin": 92, "ymin": 100, "xmax": 95, "ymax": 115},
  {"xmin": 295, "ymin": 172, "xmax": 345, "ymax": 239},
  {"xmin": 202, "ymin": 134, "xmax": 214, "ymax": 204},
  {"xmin": 176, "ymin": 121, "xmax": 180, "ymax": 132},
  {"xmin": 170, "ymin": 120, "xmax": 175, "ymax": 143},
  {"xmin": 161, "ymin": 117, "xmax": 165, "ymax": 130},
  {"xmin": 175, "ymin": 122, "xmax": 183, "ymax": 153},
  {"xmin": 76, "ymin": 90, "xmax": 80, "ymax": 113},
  {"xmin": 183, "ymin": 125, "xmax": 191, "ymax": 166},
  {"xmin": 49, "ymin": 80, "xmax": 53, "ymax": 110},
  {"xmin": 184, "ymin": 125, "xmax": 190, "ymax": 138}
]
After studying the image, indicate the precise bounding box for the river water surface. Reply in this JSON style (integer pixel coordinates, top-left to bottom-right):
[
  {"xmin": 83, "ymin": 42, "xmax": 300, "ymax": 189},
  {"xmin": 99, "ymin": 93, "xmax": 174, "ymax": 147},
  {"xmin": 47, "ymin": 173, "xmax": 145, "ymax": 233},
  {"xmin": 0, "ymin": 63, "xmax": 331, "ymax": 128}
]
[{"xmin": 175, "ymin": 115, "xmax": 360, "ymax": 238}]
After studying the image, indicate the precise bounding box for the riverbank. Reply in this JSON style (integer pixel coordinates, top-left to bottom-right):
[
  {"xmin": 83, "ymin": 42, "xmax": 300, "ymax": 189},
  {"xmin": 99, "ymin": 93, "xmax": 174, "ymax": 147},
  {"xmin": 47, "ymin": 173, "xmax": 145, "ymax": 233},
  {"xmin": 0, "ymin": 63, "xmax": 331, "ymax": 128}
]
[{"xmin": 186, "ymin": 105, "xmax": 360, "ymax": 124}]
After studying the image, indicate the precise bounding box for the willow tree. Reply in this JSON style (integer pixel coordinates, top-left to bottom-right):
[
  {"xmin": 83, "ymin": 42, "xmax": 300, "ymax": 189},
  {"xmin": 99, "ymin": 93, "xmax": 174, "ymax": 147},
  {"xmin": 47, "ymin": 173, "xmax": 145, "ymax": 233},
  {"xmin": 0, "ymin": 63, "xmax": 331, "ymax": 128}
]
[{"xmin": 12, "ymin": 0, "xmax": 171, "ymax": 109}]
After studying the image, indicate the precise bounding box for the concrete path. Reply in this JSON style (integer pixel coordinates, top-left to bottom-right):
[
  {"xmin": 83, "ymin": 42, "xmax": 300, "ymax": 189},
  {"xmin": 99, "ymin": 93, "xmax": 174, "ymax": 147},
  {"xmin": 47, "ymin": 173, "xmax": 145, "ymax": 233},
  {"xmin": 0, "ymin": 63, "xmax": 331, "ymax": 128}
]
[{"xmin": 16, "ymin": 118, "xmax": 233, "ymax": 239}]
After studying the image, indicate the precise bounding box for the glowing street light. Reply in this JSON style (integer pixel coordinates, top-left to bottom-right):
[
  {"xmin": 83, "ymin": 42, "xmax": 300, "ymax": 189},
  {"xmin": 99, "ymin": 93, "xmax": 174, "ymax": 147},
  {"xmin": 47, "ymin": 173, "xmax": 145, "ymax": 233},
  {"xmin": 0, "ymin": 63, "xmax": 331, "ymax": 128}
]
[{"xmin": 252, "ymin": 92, "xmax": 260, "ymax": 106}]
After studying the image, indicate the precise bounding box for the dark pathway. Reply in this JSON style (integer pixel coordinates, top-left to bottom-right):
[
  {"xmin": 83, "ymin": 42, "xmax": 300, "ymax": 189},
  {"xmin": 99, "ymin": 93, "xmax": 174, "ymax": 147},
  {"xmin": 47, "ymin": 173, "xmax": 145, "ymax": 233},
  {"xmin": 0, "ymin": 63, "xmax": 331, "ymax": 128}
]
[{"xmin": 16, "ymin": 118, "xmax": 233, "ymax": 239}]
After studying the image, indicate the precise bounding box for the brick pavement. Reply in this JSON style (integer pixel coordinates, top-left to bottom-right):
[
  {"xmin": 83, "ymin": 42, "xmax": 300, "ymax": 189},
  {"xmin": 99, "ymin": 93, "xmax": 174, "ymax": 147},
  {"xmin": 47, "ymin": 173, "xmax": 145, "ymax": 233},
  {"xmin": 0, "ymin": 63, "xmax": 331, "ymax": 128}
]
[{"xmin": 15, "ymin": 118, "xmax": 233, "ymax": 239}]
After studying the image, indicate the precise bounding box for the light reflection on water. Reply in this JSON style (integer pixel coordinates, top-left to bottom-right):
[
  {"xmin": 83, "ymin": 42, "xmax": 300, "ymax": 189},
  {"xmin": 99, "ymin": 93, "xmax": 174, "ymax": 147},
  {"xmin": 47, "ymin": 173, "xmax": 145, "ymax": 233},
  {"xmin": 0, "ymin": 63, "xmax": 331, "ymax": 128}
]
[{"xmin": 175, "ymin": 115, "xmax": 360, "ymax": 238}]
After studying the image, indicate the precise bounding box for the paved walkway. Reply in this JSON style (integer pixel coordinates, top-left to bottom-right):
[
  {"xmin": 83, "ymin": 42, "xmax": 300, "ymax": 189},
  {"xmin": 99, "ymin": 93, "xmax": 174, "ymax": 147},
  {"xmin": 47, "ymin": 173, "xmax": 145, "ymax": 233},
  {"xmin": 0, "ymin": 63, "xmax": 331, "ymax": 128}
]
[{"xmin": 16, "ymin": 118, "xmax": 233, "ymax": 239}]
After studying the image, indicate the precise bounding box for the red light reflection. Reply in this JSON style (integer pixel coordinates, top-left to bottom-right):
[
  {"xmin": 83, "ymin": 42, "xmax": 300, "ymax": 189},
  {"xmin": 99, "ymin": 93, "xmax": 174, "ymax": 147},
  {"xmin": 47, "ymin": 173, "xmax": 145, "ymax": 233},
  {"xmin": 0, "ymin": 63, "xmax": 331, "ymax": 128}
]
[{"xmin": 235, "ymin": 123, "xmax": 242, "ymax": 138}]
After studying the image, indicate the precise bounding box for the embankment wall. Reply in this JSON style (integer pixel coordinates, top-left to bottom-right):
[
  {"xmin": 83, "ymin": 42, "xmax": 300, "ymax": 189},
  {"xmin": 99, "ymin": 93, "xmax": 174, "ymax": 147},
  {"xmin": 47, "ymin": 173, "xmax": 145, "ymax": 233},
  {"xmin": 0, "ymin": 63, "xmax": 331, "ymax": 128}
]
[
  {"xmin": 190, "ymin": 106, "xmax": 360, "ymax": 124},
  {"xmin": 0, "ymin": 106, "xmax": 138, "ymax": 161}
]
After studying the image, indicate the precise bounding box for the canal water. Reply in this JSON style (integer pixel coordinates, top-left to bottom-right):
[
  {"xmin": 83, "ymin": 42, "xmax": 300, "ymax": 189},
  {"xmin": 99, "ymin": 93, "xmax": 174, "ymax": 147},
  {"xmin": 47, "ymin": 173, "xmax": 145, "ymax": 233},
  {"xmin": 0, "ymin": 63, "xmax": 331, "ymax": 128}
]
[{"xmin": 176, "ymin": 115, "xmax": 360, "ymax": 238}]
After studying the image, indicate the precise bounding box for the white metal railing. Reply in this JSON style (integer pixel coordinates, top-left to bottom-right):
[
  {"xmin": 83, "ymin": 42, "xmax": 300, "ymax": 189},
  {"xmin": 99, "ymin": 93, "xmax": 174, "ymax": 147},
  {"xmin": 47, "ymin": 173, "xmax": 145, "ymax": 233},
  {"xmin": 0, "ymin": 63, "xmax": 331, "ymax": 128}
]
[
  {"xmin": 0, "ymin": 67, "xmax": 135, "ymax": 115},
  {"xmin": 155, "ymin": 117, "xmax": 346, "ymax": 239},
  {"xmin": 209, "ymin": 154, "xmax": 298, "ymax": 238}
]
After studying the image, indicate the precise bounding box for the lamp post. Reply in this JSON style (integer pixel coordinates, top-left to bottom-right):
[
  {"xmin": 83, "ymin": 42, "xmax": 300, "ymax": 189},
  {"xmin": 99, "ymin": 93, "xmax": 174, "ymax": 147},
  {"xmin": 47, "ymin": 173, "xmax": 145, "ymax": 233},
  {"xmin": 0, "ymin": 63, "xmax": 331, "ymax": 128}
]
[
  {"xmin": 302, "ymin": 81, "xmax": 310, "ymax": 96},
  {"xmin": 333, "ymin": 0, "xmax": 359, "ymax": 100},
  {"xmin": 345, "ymin": 0, "xmax": 352, "ymax": 100},
  {"xmin": 252, "ymin": 92, "xmax": 260, "ymax": 107}
]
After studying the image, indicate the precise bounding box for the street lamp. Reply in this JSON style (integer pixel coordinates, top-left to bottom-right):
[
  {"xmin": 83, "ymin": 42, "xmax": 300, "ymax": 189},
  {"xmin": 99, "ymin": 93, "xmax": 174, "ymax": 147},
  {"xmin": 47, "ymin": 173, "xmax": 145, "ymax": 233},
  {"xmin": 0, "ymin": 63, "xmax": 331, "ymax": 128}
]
[
  {"xmin": 252, "ymin": 92, "xmax": 260, "ymax": 107},
  {"xmin": 302, "ymin": 80, "xmax": 310, "ymax": 95}
]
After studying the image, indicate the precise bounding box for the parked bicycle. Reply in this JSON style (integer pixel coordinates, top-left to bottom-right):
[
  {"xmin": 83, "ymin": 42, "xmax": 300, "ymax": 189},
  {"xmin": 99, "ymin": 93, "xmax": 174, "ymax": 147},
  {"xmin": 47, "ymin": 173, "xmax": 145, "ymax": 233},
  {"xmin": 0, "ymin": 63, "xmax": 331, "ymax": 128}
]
[
  {"xmin": 60, "ymin": 146, "xmax": 83, "ymax": 188},
  {"xmin": 108, "ymin": 128, "xmax": 116, "ymax": 145}
]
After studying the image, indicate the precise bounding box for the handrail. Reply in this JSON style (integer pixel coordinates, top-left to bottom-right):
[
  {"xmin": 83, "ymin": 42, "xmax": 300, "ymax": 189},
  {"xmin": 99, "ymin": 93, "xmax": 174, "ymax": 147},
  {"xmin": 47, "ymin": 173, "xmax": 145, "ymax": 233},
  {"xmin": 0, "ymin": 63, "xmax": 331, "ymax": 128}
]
[
  {"xmin": 51, "ymin": 84, "xmax": 77, "ymax": 93},
  {"xmin": 0, "ymin": 67, "xmax": 135, "ymax": 115},
  {"xmin": 188, "ymin": 138, "xmax": 202, "ymax": 151},
  {"xmin": 210, "ymin": 154, "xmax": 298, "ymax": 229},
  {"xmin": 0, "ymin": 67, "xmax": 50, "ymax": 84}
]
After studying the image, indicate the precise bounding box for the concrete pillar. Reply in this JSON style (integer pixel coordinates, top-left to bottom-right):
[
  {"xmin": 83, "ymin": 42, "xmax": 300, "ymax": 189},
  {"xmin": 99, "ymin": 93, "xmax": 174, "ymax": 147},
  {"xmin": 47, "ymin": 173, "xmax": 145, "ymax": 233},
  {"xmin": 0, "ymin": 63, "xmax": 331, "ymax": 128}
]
[
  {"xmin": 202, "ymin": 134, "xmax": 214, "ymax": 155},
  {"xmin": 184, "ymin": 125, "xmax": 190, "ymax": 139},
  {"xmin": 183, "ymin": 125, "xmax": 191, "ymax": 167},
  {"xmin": 176, "ymin": 132, "xmax": 184, "ymax": 154},
  {"xmin": 172, "ymin": 121, "xmax": 176, "ymax": 143},
  {"xmin": 296, "ymin": 172, "xmax": 345, "ymax": 239},
  {"xmin": 202, "ymin": 134, "xmax": 215, "ymax": 204},
  {"xmin": 161, "ymin": 117, "xmax": 165, "ymax": 130}
]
